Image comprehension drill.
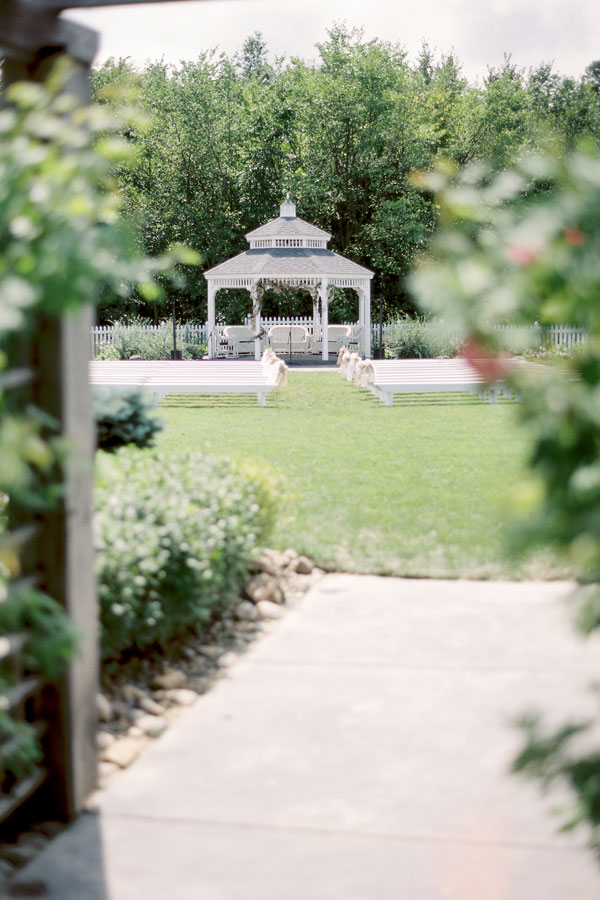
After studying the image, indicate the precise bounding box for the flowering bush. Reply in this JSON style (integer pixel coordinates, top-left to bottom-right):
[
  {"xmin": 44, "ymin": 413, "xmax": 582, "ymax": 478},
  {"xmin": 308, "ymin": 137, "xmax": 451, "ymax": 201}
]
[{"xmin": 94, "ymin": 449, "xmax": 280, "ymax": 659}]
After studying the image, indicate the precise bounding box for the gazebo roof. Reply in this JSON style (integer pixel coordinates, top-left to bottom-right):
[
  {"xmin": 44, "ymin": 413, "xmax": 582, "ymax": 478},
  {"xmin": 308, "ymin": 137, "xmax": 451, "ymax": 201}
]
[
  {"xmin": 245, "ymin": 217, "xmax": 330, "ymax": 240},
  {"xmin": 204, "ymin": 196, "xmax": 373, "ymax": 281},
  {"xmin": 204, "ymin": 247, "xmax": 373, "ymax": 279},
  {"xmin": 245, "ymin": 194, "xmax": 331, "ymax": 241}
]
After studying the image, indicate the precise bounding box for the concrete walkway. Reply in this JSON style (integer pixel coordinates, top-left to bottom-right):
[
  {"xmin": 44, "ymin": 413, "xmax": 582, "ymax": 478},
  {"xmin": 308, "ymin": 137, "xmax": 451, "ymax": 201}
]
[{"xmin": 14, "ymin": 575, "xmax": 600, "ymax": 899}]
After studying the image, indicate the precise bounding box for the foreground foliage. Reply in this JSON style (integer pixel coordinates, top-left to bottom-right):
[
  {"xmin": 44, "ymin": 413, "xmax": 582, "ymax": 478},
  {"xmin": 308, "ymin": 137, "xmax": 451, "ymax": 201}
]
[
  {"xmin": 94, "ymin": 450, "xmax": 280, "ymax": 660},
  {"xmin": 411, "ymin": 145, "xmax": 600, "ymax": 857},
  {"xmin": 0, "ymin": 73, "xmax": 198, "ymax": 791}
]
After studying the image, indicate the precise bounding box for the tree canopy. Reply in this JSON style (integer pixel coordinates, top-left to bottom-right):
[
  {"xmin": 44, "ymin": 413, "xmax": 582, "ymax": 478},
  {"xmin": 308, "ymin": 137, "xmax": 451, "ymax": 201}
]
[{"xmin": 91, "ymin": 25, "xmax": 600, "ymax": 324}]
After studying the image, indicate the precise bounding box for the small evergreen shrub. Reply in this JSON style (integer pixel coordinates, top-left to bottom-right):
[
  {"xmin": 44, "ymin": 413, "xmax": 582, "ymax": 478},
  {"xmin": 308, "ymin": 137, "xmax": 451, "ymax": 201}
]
[
  {"xmin": 94, "ymin": 388, "xmax": 163, "ymax": 451},
  {"xmin": 384, "ymin": 318, "xmax": 461, "ymax": 358},
  {"xmin": 94, "ymin": 449, "xmax": 280, "ymax": 660}
]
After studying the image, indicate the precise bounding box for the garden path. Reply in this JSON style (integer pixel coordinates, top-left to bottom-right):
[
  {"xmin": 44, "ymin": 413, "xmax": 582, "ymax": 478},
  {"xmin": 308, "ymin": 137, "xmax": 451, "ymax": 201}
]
[{"xmin": 13, "ymin": 575, "xmax": 600, "ymax": 899}]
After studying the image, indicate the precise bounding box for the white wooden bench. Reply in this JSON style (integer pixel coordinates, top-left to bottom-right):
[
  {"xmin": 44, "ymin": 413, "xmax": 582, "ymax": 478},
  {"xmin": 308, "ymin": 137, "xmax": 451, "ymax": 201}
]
[
  {"xmin": 89, "ymin": 360, "xmax": 281, "ymax": 407},
  {"xmin": 353, "ymin": 359, "xmax": 518, "ymax": 406}
]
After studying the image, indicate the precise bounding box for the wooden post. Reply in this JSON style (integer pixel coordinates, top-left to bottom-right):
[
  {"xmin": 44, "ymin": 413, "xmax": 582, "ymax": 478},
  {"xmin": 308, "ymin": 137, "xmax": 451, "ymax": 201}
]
[{"xmin": 33, "ymin": 309, "xmax": 98, "ymax": 820}]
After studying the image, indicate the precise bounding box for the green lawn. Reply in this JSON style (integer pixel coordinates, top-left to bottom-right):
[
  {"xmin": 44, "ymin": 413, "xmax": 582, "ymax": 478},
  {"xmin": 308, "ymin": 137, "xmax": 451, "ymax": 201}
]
[{"xmin": 154, "ymin": 372, "xmax": 563, "ymax": 579}]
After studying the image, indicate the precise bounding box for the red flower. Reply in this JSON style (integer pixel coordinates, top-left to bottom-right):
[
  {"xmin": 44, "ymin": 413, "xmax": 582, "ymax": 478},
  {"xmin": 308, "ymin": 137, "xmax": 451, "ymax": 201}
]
[
  {"xmin": 507, "ymin": 244, "xmax": 537, "ymax": 266},
  {"xmin": 460, "ymin": 337, "xmax": 514, "ymax": 383},
  {"xmin": 563, "ymin": 227, "xmax": 584, "ymax": 247}
]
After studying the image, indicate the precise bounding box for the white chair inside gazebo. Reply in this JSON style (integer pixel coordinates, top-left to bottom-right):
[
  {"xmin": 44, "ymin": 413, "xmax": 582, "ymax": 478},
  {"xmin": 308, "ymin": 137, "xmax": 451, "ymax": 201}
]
[
  {"xmin": 268, "ymin": 324, "xmax": 310, "ymax": 354},
  {"xmin": 223, "ymin": 325, "xmax": 255, "ymax": 357},
  {"xmin": 311, "ymin": 324, "xmax": 351, "ymax": 354},
  {"xmin": 346, "ymin": 324, "xmax": 363, "ymax": 352}
]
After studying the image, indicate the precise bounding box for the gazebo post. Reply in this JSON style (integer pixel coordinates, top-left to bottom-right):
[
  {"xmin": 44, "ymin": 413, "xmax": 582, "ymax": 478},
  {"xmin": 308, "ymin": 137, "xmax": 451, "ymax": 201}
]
[
  {"xmin": 320, "ymin": 280, "xmax": 329, "ymax": 361},
  {"xmin": 312, "ymin": 290, "xmax": 320, "ymax": 351},
  {"xmin": 251, "ymin": 281, "xmax": 262, "ymax": 361},
  {"xmin": 363, "ymin": 283, "xmax": 372, "ymax": 357},
  {"xmin": 207, "ymin": 282, "xmax": 216, "ymax": 359}
]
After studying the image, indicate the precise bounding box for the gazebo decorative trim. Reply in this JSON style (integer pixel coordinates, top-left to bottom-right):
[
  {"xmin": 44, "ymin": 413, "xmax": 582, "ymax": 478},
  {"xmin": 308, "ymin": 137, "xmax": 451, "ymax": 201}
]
[{"xmin": 203, "ymin": 196, "xmax": 374, "ymax": 360}]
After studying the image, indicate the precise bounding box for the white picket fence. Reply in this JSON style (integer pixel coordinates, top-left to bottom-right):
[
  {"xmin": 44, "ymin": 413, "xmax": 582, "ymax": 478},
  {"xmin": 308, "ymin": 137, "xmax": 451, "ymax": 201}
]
[
  {"xmin": 373, "ymin": 322, "xmax": 589, "ymax": 350},
  {"xmin": 91, "ymin": 320, "xmax": 589, "ymax": 358},
  {"xmin": 91, "ymin": 323, "xmax": 207, "ymax": 357},
  {"xmin": 541, "ymin": 325, "xmax": 589, "ymax": 348}
]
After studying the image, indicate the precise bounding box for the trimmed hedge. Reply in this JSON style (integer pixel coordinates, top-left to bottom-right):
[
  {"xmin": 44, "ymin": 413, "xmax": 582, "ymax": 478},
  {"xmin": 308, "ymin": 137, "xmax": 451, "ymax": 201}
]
[{"xmin": 94, "ymin": 449, "xmax": 280, "ymax": 660}]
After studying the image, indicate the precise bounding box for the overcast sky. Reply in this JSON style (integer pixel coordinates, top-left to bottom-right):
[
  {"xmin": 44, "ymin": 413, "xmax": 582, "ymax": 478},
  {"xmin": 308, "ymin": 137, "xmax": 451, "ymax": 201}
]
[{"xmin": 65, "ymin": 0, "xmax": 600, "ymax": 83}]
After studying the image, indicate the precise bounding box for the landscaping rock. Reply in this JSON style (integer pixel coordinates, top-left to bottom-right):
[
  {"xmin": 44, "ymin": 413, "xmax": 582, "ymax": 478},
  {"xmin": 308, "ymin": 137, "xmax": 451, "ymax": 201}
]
[
  {"xmin": 187, "ymin": 676, "xmax": 211, "ymax": 694},
  {"xmin": 151, "ymin": 667, "xmax": 187, "ymax": 690},
  {"xmin": 111, "ymin": 699, "xmax": 132, "ymax": 721},
  {"xmin": 96, "ymin": 693, "xmax": 112, "ymax": 723},
  {"xmin": 127, "ymin": 725, "xmax": 144, "ymax": 739},
  {"xmin": 121, "ymin": 683, "xmax": 148, "ymax": 704},
  {"xmin": 136, "ymin": 715, "xmax": 167, "ymax": 738},
  {"xmin": 272, "ymin": 584, "xmax": 285, "ymax": 604},
  {"xmin": 244, "ymin": 573, "xmax": 278, "ymax": 604},
  {"xmin": 236, "ymin": 621, "xmax": 258, "ymax": 633},
  {"xmin": 235, "ymin": 600, "xmax": 258, "ymax": 621},
  {"xmin": 198, "ymin": 645, "xmax": 224, "ymax": 661},
  {"xmin": 102, "ymin": 738, "xmax": 143, "ymax": 769},
  {"xmin": 165, "ymin": 688, "xmax": 198, "ymax": 706},
  {"xmin": 291, "ymin": 555, "xmax": 314, "ymax": 575},
  {"xmin": 257, "ymin": 600, "xmax": 284, "ymax": 620},
  {"xmin": 217, "ymin": 651, "xmax": 238, "ymax": 668},
  {"xmin": 139, "ymin": 695, "xmax": 165, "ymax": 717},
  {"xmin": 97, "ymin": 730, "xmax": 116, "ymax": 751},
  {"xmin": 98, "ymin": 761, "xmax": 120, "ymax": 782},
  {"xmin": 283, "ymin": 548, "xmax": 298, "ymax": 562},
  {"xmin": 252, "ymin": 549, "xmax": 289, "ymax": 575}
]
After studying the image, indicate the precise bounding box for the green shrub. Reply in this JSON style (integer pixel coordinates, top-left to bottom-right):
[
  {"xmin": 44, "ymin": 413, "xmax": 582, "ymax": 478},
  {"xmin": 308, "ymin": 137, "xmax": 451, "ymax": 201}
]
[
  {"xmin": 94, "ymin": 449, "xmax": 280, "ymax": 660},
  {"xmin": 96, "ymin": 319, "xmax": 207, "ymax": 360},
  {"xmin": 94, "ymin": 388, "xmax": 163, "ymax": 451},
  {"xmin": 95, "ymin": 342, "xmax": 121, "ymax": 361},
  {"xmin": 384, "ymin": 317, "xmax": 461, "ymax": 358}
]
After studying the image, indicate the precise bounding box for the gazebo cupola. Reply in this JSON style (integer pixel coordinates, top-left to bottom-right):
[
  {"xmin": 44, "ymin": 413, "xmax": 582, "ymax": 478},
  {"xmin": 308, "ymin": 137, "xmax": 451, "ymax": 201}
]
[
  {"xmin": 245, "ymin": 194, "xmax": 330, "ymax": 251},
  {"xmin": 204, "ymin": 196, "xmax": 374, "ymax": 360}
]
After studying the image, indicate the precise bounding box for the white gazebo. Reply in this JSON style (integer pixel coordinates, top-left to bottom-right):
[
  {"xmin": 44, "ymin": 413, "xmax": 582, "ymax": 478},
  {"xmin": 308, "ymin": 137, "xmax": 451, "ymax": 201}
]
[{"xmin": 203, "ymin": 196, "xmax": 374, "ymax": 360}]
